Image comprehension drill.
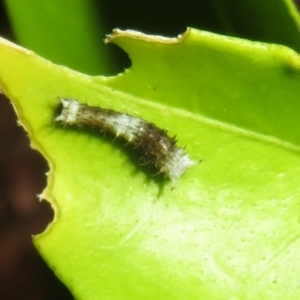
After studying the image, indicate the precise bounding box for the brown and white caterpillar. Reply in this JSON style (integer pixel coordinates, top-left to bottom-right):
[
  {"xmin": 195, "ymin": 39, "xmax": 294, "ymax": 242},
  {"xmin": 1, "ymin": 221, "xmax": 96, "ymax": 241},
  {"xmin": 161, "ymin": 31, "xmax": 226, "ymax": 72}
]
[{"xmin": 55, "ymin": 98, "xmax": 196, "ymax": 186}]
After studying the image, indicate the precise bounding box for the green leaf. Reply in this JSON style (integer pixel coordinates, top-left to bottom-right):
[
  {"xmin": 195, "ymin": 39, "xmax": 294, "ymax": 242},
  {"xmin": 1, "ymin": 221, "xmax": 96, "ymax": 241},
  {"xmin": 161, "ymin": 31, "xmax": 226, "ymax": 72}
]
[
  {"xmin": 208, "ymin": 0, "xmax": 300, "ymax": 51},
  {"xmin": 4, "ymin": 0, "xmax": 300, "ymax": 74},
  {"xmin": 4, "ymin": 0, "xmax": 118, "ymax": 75},
  {"xmin": 1, "ymin": 28, "xmax": 300, "ymax": 299}
]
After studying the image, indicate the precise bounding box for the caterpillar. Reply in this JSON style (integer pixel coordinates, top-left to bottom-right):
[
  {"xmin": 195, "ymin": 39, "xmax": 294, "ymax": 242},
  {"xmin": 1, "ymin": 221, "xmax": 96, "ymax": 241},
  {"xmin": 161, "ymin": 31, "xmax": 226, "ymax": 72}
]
[{"xmin": 55, "ymin": 98, "xmax": 196, "ymax": 187}]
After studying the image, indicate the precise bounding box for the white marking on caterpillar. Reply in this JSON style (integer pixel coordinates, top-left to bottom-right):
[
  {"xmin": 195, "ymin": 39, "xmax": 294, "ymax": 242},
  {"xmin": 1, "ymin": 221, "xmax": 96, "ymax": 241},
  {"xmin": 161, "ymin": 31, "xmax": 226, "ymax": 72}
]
[
  {"xmin": 55, "ymin": 98, "xmax": 79, "ymax": 123},
  {"xmin": 55, "ymin": 98, "xmax": 196, "ymax": 187}
]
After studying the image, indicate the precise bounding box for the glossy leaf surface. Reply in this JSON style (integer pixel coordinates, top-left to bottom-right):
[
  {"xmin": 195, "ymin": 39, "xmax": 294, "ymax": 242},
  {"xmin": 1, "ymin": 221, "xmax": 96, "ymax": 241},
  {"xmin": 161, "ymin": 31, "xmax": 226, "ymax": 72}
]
[{"xmin": 0, "ymin": 28, "xmax": 300, "ymax": 299}]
